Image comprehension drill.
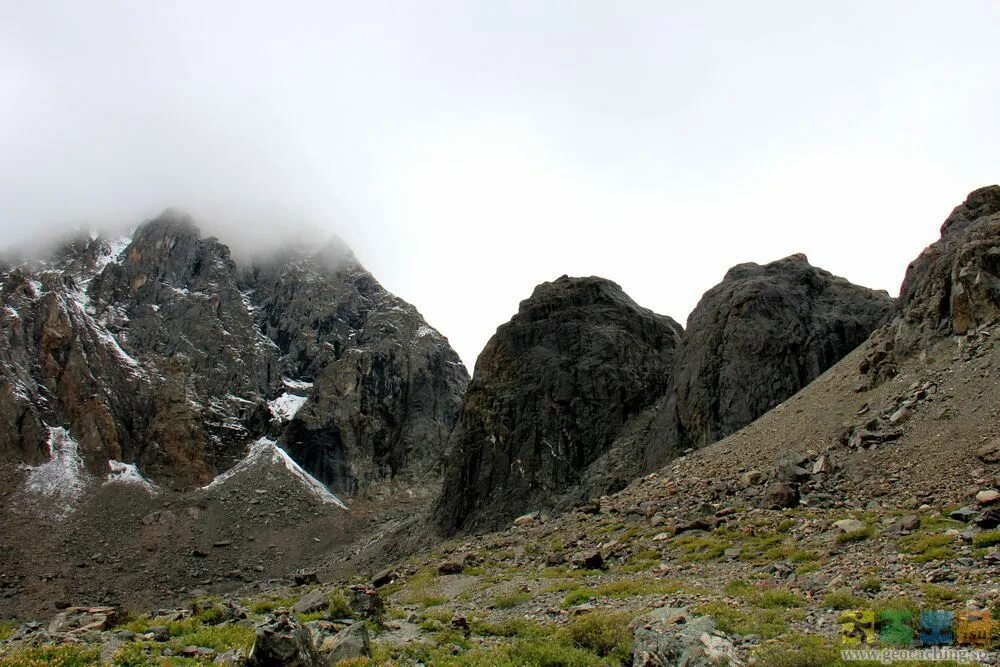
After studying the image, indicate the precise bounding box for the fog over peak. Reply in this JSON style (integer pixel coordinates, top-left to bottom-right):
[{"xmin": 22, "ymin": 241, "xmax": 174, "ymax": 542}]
[{"xmin": 2, "ymin": 1, "xmax": 999, "ymax": 366}]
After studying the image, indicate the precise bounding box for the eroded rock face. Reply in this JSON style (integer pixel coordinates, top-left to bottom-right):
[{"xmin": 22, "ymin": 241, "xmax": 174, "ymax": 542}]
[
  {"xmin": 436, "ymin": 276, "xmax": 683, "ymax": 534},
  {"xmin": 0, "ymin": 210, "xmax": 468, "ymax": 502},
  {"xmin": 895, "ymin": 186, "xmax": 1000, "ymax": 353},
  {"xmin": 669, "ymin": 254, "xmax": 892, "ymax": 450}
]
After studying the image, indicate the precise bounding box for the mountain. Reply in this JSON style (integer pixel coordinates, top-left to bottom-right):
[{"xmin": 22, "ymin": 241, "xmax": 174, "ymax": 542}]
[
  {"xmin": 0, "ymin": 210, "xmax": 469, "ymax": 513},
  {"xmin": 435, "ymin": 276, "xmax": 683, "ymax": 534},
  {"xmin": 437, "ymin": 257, "xmax": 892, "ymax": 534}
]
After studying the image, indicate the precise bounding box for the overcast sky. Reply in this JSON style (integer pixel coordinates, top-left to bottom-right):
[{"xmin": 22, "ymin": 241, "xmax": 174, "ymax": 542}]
[{"xmin": 2, "ymin": 2, "xmax": 998, "ymax": 367}]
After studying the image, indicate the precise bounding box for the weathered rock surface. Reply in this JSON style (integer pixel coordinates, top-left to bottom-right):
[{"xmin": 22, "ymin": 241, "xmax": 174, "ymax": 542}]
[
  {"xmin": 668, "ymin": 253, "xmax": 892, "ymax": 451},
  {"xmin": 246, "ymin": 614, "xmax": 321, "ymax": 667},
  {"xmin": 0, "ymin": 210, "xmax": 468, "ymax": 514},
  {"xmin": 864, "ymin": 185, "xmax": 1000, "ymax": 384},
  {"xmin": 631, "ymin": 607, "xmax": 742, "ymax": 667},
  {"xmin": 436, "ymin": 275, "xmax": 683, "ymax": 534}
]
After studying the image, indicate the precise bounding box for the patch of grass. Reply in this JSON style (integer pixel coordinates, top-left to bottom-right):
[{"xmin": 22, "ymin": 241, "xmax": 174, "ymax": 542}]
[
  {"xmin": 751, "ymin": 634, "xmax": 845, "ymax": 666},
  {"xmin": 972, "ymin": 530, "xmax": 1000, "ymax": 548},
  {"xmin": 724, "ymin": 579, "xmax": 755, "ymax": 597},
  {"xmin": 167, "ymin": 622, "xmax": 255, "ymax": 653},
  {"xmin": 399, "ymin": 569, "xmax": 448, "ymax": 608},
  {"xmin": 561, "ymin": 588, "xmax": 596, "ymax": 608},
  {"xmin": 109, "ymin": 642, "xmax": 158, "ymax": 666},
  {"xmin": 619, "ymin": 549, "xmax": 660, "ymax": 573},
  {"xmin": 756, "ymin": 588, "xmax": 806, "ymax": 609},
  {"xmin": 670, "ymin": 533, "xmax": 730, "ymax": 561},
  {"xmin": 0, "ymin": 645, "xmax": 101, "ymax": 667},
  {"xmin": 328, "ymin": 589, "xmax": 352, "ymax": 618},
  {"xmin": 0, "ymin": 620, "xmax": 18, "ymax": 641},
  {"xmin": 561, "ymin": 610, "xmax": 630, "ymax": 661},
  {"xmin": 921, "ymin": 584, "xmax": 966, "ymax": 607},
  {"xmin": 471, "ymin": 618, "xmax": 548, "ymax": 638},
  {"xmin": 491, "ymin": 591, "xmax": 533, "ymax": 609},
  {"xmin": 540, "ymin": 580, "xmax": 577, "ymax": 593},
  {"xmin": 595, "ymin": 578, "xmax": 683, "ymax": 598},
  {"xmin": 836, "ymin": 526, "xmax": 874, "ymax": 544},
  {"xmin": 899, "ymin": 533, "xmax": 956, "ymax": 563},
  {"xmin": 859, "ymin": 575, "xmax": 882, "ymax": 594},
  {"xmin": 822, "ymin": 588, "xmax": 865, "ymax": 611},
  {"xmin": 247, "ymin": 596, "xmax": 296, "ymax": 614},
  {"xmin": 693, "ymin": 602, "xmax": 788, "ymax": 639}
]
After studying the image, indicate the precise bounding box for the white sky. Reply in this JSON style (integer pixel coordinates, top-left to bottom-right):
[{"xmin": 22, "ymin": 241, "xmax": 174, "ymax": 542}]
[{"xmin": 2, "ymin": 1, "xmax": 998, "ymax": 367}]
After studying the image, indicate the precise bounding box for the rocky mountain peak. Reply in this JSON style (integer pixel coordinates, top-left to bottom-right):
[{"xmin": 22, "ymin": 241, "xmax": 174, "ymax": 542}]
[
  {"xmin": 0, "ymin": 211, "xmax": 468, "ymax": 516},
  {"xmin": 437, "ymin": 275, "xmax": 683, "ymax": 534}
]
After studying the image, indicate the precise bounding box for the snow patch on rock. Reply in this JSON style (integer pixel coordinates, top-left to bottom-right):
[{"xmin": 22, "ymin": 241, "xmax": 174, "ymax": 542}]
[
  {"xmin": 201, "ymin": 437, "xmax": 347, "ymax": 508},
  {"xmin": 22, "ymin": 427, "xmax": 90, "ymax": 519},
  {"xmin": 268, "ymin": 392, "xmax": 308, "ymax": 421},
  {"xmin": 104, "ymin": 460, "xmax": 158, "ymax": 494}
]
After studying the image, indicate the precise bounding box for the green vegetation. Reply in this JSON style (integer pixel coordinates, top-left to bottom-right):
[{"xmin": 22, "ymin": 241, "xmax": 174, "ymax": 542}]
[
  {"xmin": 0, "ymin": 619, "xmax": 20, "ymax": 641},
  {"xmin": 561, "ymin": 577, "xmax": 684, "ymax": 608},
  {"xmin": 562, "ymin": 610, "xmax": 631, "ymax": 662},
  {"xmin": 693, "ymin": 601, "xmax": 790, "ymax": 639},
  {"xmin": 972, "ymin": 530, "xmax": 1000, "ymax": 548},
  {"xmin": 921, "ymin": 584, "xmax": 966, "ymax": 607},
  {"xmin": 899, "ymin": 533, "xmax": 956, "ymax": 563},
  {"xmin": 822, "ymin": 588, "xmax": 865, "ymax": 611},
  {"xmin": 859, "ymin": 574, "xmax": 882, "ymax": 593},
  {"xmin": 723, "ymin": 580, "xmax": 804, "ymax": 609},
  {"xmin": 398, "ymin": 569, "xmax": 448, "ymax": 608},
  {"xmin": 491, "ymin": 591, "xmax": 533, "ymax": 609},
  {"xmin": 0, "ymin": 645, "xmax": 101, "ymax": 667},
  {"xmin": 835, "ymin": 526, "xmax": 874, "ymax": 544}
]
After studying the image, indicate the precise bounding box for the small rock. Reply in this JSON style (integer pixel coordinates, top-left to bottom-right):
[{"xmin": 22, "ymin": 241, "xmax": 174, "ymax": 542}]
[
  {"xmin": 246, "ymin": 614, "xmax": 320, "ymax": 667},
  {"xmin": 513, "ymin": 512, "xmax": 538, "ymax": 526},
  {"xmin": 763, "ymin": 482, "xmax": 799, "ymax": 510},
  {"xmin": 292, "ymin": 589, "xmax": 329, "ymax": 615},
  {"xmin": 293, "ymin": 569, "xmax": 320, "ymax": 586},
  {"xmin": 437, "ymin": 561, "xmax": 464, "ymax": 575},
  {"xmin": 832, "ymin": 519, "xmax": 866, "ymax": 533},
  {"xmin": 976, "ymin": 489, "xmax": 1000, "ymax": 506},
  {"xmin": 570, "ymin": 550, "xmax": 605, "ymax": 570},
  {"xmin": 371, "ymin": 568, "xmax": 398, "ymax": 588}
]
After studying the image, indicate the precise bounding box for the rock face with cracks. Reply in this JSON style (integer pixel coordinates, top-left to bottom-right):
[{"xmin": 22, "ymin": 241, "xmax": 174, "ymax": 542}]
[{"xmin": 0, "ymin": 209, "xmax": 468, "ymax": 505}]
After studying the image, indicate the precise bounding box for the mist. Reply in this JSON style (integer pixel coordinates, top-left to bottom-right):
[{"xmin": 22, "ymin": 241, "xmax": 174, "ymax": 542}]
[{"xmin": 2, "ymin": 1, "xmax": 999, "ymax": 367}]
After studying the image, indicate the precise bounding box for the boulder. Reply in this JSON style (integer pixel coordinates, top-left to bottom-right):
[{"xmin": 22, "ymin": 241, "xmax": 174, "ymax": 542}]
[
  {"xmin": 348, "ymin": 585, "xmax": 383, "ymax": 619},
  {"xmin": 977, "ymin": 439, "xmax": 1000, "ymax": 464},
  {"xmin": 292, "ymin": 589, "xmax": 330, "ymax": 615},
  {"xmin": 246, "ymin": 614, "xmax": 321, "ymax": 667},
  {"xmin": 322, "ymin": 623, "xmax": 371, "ymax": 665},
  {"xmin": 631, "ymin": 606, "xmax": 743, "ymax": 666},
  {"xmin": 371, "ymin": 568, "xmax": 398, "ymax": 588},
  {"xmin": 571, "ymin": 550, "xmax": 606, "ymax": 571},
  {"xmin": 763, "ymin": 482, "xmax": 799, "ymax": 510},
  {"xmin": 48, "ymin": 606, "xmax": 119, "ymax": 635},
  {"xmin": 437, "ymin": 560, "xmax": 464, "ymax": 575}
]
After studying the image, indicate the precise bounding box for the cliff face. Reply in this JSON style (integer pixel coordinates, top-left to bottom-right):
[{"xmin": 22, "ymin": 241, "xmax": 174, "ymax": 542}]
[
  {"xmin": 0, "ymin": 210, "xmax": 468, "ymax": 500},
  {"xmin": 668, "ymin": 254, "xmax": 894, "ymax": 451},
  {"xmin": 437, "ymin": 259, "xmax": 892, "ymax": 534},
  {"xmin": 436, "ymin": 276, "xmax": 683, "ymax": 534}
]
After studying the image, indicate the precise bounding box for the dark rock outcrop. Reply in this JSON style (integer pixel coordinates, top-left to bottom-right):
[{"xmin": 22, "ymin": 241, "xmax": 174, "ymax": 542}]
[
  {"xmin": 668, "ymin": 254, "xmax": 893, "ymax": 451},
  {"xmin": 0, "ymin": 210, "xmax": 468, "ymax": 508},
  {"xmin": 436, "ymin": 276, "xmax": 683, "ymax": 534},
  {"xmin": 894, "ymin": 185, "xmax": 1000, "ymax": 353}
]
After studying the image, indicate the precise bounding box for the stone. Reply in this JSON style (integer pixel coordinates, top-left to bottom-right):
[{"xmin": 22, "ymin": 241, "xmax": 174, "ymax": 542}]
[
  {"xmin": 631, "ymin": 606, "xmax": 743, "ymax": 667},
  {"xmin": 246, "ymin": 614, "xmax": 321, "ymax": 667},
  {"xmin": 832, "ymin": 519, "xmax": 866, "ymax": 533},
  {"xmin": 348, "ymin": 585, "xmax": 384, "ymax": 619},
  {"xmin": 763, "ymin": 482, "xmax": 799, "ymax": 510},
  {"xmin": 570, "ymin": 550, "xmax": 605, "ymax": 571},
  {"xmin": 898, "ymin": 515, "xmax": 921, "ymax": 531},
  {"xmin": 976, "ymin": 489, "xmax": 1000, "ymax": 506},
  {"xmin": 322, "ymin": 622, "xmax": 371, "ymax": 665},
  {"xmin": 977, "ymin": 439, "xmax": 1000, "ymax": 464},
  {"xmin": 888, "ymin": 406, "xmax": 911, "ymax": 425},
  {"xmin": 739, "ymin": 470, "xmax": 763, "ymax": 487},
  {"xmin": 975, "ymin": 508, "xmax": 1000, "ymax": 529},
  {"xmin": 513, "ymin": 512, "xmax": 539, "ymax": 526},
  {"xmin": 293, "ymin": 570, "xmax": 321, "ymax": 586},
  {"xmin": 48, "ymin": 606, "xmax": 119, "ymax": 635},
  {"xmin": 292, "ymin": 589, "xmax": 329, "ymax": 615},
  {"xmin": 811, "ymin": 456, "xmax": 832, "ymax": 475},
  {"xmin": 949, "ymin": 507, "xmax": 977, "ymax": 522},
  {"xmin": 371, "ymin": 568, "xmax": 398, "ymax": 588},
  {"xmin": 437, "ymin": 560, "xmax": 464, "ymax": 575}
]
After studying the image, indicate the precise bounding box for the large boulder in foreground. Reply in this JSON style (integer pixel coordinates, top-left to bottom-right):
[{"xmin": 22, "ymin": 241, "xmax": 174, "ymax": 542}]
[
  {"xmin": 668, "ymin": 254, "xmax": 892, "ymax": 451},
  {"xmin": 436, "ymin": 276, "xmax": 683, "ymax": 534}
]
